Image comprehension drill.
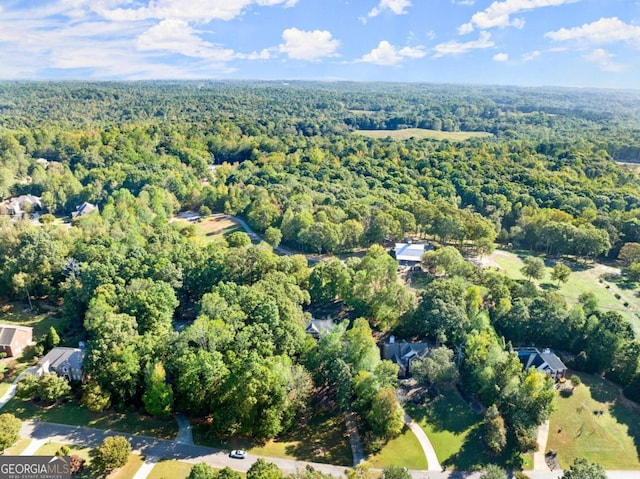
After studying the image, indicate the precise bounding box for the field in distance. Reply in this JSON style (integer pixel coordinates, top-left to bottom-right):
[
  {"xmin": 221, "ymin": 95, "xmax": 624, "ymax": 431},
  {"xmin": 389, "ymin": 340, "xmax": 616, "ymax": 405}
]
[{"xmin": 353, "ymin": 128, "xmax": 493, "ymax": 141}]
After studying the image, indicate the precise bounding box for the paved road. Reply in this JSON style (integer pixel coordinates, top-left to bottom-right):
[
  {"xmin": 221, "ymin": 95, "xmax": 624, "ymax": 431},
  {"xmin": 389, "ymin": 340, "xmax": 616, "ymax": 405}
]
[
  {"xmin": 344, "ymin": 411, "xmax": 365, "ymax": 466},
  {"xmin": 175, "ymin": 413, "xmax": 194, "ymax": 446},
  {"xmin": 404, "ymin": 413, "xmax": 441, "ymax": 472},
  {"xmin": 19, "ymin": 421, "xmax": 351, "ymax": 477},
  {"xmin": 533, "ymin": 420, "xmax": 551, "ymax": 472},
  {"xmin": 212, "ymin": 214, "xmax": 294, "ymax": 256},
  {"xmin": 17, "ymin": 420, "xmax": 640, "ymax": 479}
]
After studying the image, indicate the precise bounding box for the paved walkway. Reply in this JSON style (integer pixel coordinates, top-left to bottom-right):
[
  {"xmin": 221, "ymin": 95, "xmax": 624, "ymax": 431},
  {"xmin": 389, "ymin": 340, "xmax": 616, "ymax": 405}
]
[
  {"xmin": 533, "ymin": 420, "xmax": 552, "ymax": 472},
  {"xmin": 344, "ymin": 411, "xmax": 365, "ymax": 466},
  {"xmin": 20, "ymin": 438, "xmax": 45, "ymax": 456},
  {"xmin": 175, "ymin": 413, "xmax": 194, "ymax": 446},
  {"xmin": 132, "ymin": 455, "xmax": 160, "ymax": 479},
  {"xmin": 0, "ymin": 366, "xmax": 38, "ymax": 409},
  {"xmin": 404, "ymin": 413, "xmax": 441, "ymax": 472}
]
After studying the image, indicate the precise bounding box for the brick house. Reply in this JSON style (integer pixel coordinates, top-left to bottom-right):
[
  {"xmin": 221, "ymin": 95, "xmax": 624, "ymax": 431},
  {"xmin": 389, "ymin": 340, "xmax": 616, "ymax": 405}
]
[{"xmin": 0, "ymin": 324, "xmax": 33, "ymax": 357}]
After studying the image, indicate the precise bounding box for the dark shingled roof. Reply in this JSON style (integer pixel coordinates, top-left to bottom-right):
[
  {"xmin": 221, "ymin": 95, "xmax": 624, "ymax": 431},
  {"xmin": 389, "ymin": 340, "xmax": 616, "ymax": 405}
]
[{"xmin": 39, "ymin": 347, "xmax": 84, "ymax": 371}]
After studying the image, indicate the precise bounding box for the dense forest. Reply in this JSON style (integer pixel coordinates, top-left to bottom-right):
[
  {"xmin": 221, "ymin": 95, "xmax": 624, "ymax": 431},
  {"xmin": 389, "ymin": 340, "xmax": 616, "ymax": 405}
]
[{"xmin": 1, "ymin": 82, "xmax": 639, "ymax": 467}]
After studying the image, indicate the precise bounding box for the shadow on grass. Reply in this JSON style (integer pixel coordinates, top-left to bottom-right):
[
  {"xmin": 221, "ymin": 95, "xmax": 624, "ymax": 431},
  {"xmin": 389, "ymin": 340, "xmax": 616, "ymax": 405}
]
[{"xmin": 409, "ymin": 390, "xmax": 481, "ymax": 435}]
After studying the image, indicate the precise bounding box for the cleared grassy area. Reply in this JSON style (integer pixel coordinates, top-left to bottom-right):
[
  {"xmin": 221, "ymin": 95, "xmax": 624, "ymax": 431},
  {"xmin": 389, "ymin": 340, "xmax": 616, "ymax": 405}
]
[
  {"xmin": 5, "ymin": 437, "xmax": 31, "ymax": 455},
  {"xmin": 193, "ymin": 406, "xmax": 352, "ymax": 466},
  {"xmin": 148, "ymin": 459, "xmax": 193, "ymax": 479},
  {"xmin": 109, "ymin": 454, "xmax": 144, "ymax": 479},
  {"xmin": 0, "ymin": 301, "xmax": 68, "ymax": 341},
  {"xmin": 405, "ymin": 389, "xmax": 484, "ymax": 470},
  {"xmin": 353, "ymin": 128, "xmax": 493, "ymax": 141},
  {"xmin": 367, "ymin": 426, "xmax": 427, "ymax": 470},
  {"xmin": 4, "ymin": 398, "xmax": 178, "ymax": 439},
  {"xmin": 35, "ymin": 441, "xmax": 93, "ymax": 460},
  {"xmin": 491, "ymin": 249, "xmax": 640, "ymax": 334},
  {"xmin": 547, "ymin": 372, "xmax": 640, "ymax": 469}
]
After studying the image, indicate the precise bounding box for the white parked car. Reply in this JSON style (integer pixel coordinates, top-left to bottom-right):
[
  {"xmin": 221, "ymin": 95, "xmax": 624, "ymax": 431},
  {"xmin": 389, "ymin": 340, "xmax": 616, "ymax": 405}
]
[{"xmin": 229, "ymin": 450, "xmax": 247, "ymax": 459}]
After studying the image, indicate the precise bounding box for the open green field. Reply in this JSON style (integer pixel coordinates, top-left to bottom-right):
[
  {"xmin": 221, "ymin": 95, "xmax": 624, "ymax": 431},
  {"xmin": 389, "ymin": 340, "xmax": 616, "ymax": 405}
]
[
  {"xmin": 405, "ymin": 389, "xmax": 530, "ymax": 470},
  {"xmin": 192, "ymin": 406, "xmax": 352, "ymax": 466},
  {"xmin": 367, "ymin": 426, "xmax": 427, "ymax": 470},
  {"xmin": 353, "ymin": 128, "xmax": 493, "ymax": 141},
  {"xmin": 547, "ymin": 372, "xmax": 640, "ymax": 469},
  {"xmin": 148, "ymin": 460, "xmax": 194, "ymax": 479},
  {"xmin": 5, "ymin": 437, "xmax": 31, "ymax": 455},
  {"xmin": 405, "ymin": 390, "xmax": 484, "ymax": 470},
  {"xmin": 490, "ymin": 249, "xmax": 640, "ymax": 334},
  {"xmin": 4, "ymin": 398, "xmax": 178, "ymax": 439},
  {"xmin": 0, "ymin": 301, "xmax": 69, "ymax": 341}
]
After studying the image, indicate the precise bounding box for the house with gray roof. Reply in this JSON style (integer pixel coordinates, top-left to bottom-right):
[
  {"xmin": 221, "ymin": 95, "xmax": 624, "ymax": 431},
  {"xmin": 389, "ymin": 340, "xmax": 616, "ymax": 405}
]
[
  {"xmin": 71, "ymin": 202, "xmax": 98, "ymax": 219},
  {"xmin": 305, "ymin": 318, "xmax": 338, "ymax": 340},
  {"xmin": 37, "ymin": 347, "xmax": 85, "ymax": 382},
  {"xmin": 382, "ymin": 337, "xmax": 431, "ymax": 377},
  {"xmin": 393, "ymin": 242, "xmax": 433, "ymax": 266},
  {"xmin": 515, "ymin": 347, "xmax": 567, "ymax": 380}
]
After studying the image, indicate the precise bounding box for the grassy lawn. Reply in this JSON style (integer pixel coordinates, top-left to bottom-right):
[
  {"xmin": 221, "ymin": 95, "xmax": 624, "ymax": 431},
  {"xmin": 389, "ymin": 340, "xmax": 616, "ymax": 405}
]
[
  {"xmin": 0, "ymin": 381, "xmax": 12, "ymax": 396},
  {"xmin": 193, "ymin": 405, "xmax": 352, "ymax": 466},
  {"xmin": 5, "ymin": 437, "xmax": 31, "ymax": 455},
  {"xmin": 405, "ymin": 389, "xmax": 483, "ymax": 470},
  {"xmin": 4, "ymin": 398, "xmax": 178, "ymax": 439},
  {"xmin": 491, "ymin": 250, "xmax": 640, "ymax": 334},
  {"xmin": 109, "ymin": 454, "xmax": 144, "ymax": 479},
  {"xmin": 148, "ymin": 459, "xmax": 194, "ymax": 479},
  {"xmin": 33, "ymin": 441, "xmax": 143, "ymax": 478},
  {"xmin": 367, "ymin": 426, "xmax": 427, "ymax": 470},
  {"xmin": 0, "ymin": 301, "xmax": 69, "ymax": 341},
  {"xmin": 353, "ymin": 129, "xmax": 493, "ymax": 141},
  {"xmin": 547, "ymin": 372, "xmax": 640, "ymax": 469}
]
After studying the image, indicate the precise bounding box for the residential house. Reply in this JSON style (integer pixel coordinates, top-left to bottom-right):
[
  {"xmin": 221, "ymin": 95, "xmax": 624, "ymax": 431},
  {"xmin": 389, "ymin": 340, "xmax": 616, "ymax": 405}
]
[
  {"xmin": 382, "ymin": 337, "xmax": 431, "ymax": 377},
  {"xmin": 0, "ymin": 195, "xmax": 42, "ymax": 218},
  {"xmin": 514, "ymin": 347, "xmax": 567, "ymax": 380},
  {"xmin": 305, "ymin": 318, "xmax": 338, "ymax": 340},
  {"xmin": 0, "ymin": 324, "xmax": 33, "ymax": 357},
  {"xmin": 393, "ymin": 242, "xmax": 432, "ymax": 266},
  {"xmin": 71, "ymin": 202, "xmax": 98, "ymax": 219},
  {"xmin": 37, "ymin": 347, "xmax": 85, "ymax": 382}
]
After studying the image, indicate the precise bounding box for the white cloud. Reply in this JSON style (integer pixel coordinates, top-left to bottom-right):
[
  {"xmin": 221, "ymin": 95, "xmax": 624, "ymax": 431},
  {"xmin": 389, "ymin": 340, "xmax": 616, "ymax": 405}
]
[
  {"xmin": 460, "ymin": 0, "xmax": 580, "ymax": 33},
  {"xmin": 137, "ymin": 19, "xmax": 236, "ymax": 60},
  {"xmin": 545, "ymin": 17, "xmax": 640, "ymax": 46},
  {"xmin": 458, "ymin": 22, "xmax": 474, "ymax": 35},
  {"xmin": 583, "ymin": 48, "xmax": 625, "ymax": 72},
  {"xmin": 278, "ymin": 28, "xmax": 340, "ymax": 60},
  {"xmin": 368, "ymin": 0, "xmax": 412, "ymax": 18},
  {"xmin": 96, "ymin": 0, "xmax": 299, "ymax": 22},
  {"xmin": 433, "ymin": 31, "xmax": 495, "ymax": 57},
  {"xmin": 493, "ymin": 52, "xmax": 509, "ymax": 61},
  {"xmin": 522, "ymin": 50, "xmax": 541, "ymax": 61},
  {"xmin": 359, "ymin": 41, "xmax": 426, "ymax": 65}
]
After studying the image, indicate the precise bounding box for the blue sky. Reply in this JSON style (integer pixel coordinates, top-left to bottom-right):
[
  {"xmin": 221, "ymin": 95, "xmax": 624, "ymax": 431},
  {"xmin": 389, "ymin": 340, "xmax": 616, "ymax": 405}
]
[{"xmin": 1, "ymin": 0, "xmax": 639, "ymax": 88}]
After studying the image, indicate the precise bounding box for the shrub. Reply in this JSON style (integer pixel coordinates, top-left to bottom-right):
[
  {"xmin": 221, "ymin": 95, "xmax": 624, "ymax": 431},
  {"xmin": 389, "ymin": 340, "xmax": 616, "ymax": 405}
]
[
  {"xmin": 94, "ymin": 436, "xmax": 130, "ymax": 472},
  {"xmin": 70, "ymin": 455, "xmax": 85, "ymax": 475},
  {"xmin": 614, "ymin": 293, "xmax": 621, "ymax": 300},
  {"xmin": 0, "ymin": 413, "xmax": 21, "ymax": 452},
  {"xmin": 569, "ymin": 374, "xmax": 582, "ymax": 387},
  {"xmin": 55, "ymin": 445, "xmax": 70, "ymax": 456}
]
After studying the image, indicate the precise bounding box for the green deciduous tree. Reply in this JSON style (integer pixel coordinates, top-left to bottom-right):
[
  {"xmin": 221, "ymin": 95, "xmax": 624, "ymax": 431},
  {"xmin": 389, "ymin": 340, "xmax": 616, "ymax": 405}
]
[
  {"xmin": 142, "ymin": 361, "xmax": 173, "ymax": 419},
  {"xmin": 551, "ymin": 263, "xmax": 571, "ymax": 285},
  {"xmin": 0, "ymin": 413, "xmax": 21, "ymax": 452},
  {"xmin": 187, "ymin": 463, "xmax": 218, "ymax": 479},
  {"xmin": 94, "ymin": 436, "xmax": 131, "ymax": 473},
  {"xmin": 246, "ymin": 458, "xmax": 283, "ymax": 479},
  {"xmin": 560, "ymin": 457, "xmax": 607, "ymax": 479},
  {"xmin": 411, "ymin": 347, "xmax": 459, "ymax": 386},
  {"xmin": 483, "ymin": 405, "xmax": 507, "ymax": 455},
  {"xmin": 521, "ymin": 257, "xmax": 545, "ymax": 281}
]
